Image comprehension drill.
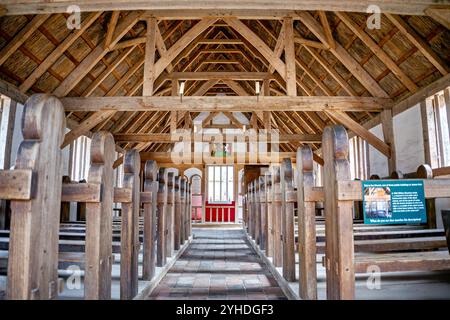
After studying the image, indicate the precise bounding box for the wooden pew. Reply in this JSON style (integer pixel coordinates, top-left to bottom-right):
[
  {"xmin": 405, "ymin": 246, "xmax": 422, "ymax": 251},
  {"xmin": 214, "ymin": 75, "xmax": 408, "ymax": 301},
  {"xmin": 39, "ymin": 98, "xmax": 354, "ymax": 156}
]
[
  {"xmin": 247, "ymin": 182, "xmax": 254, "ymax": 240},
  {"xmin": 174, "ymin": 176, "xmax": 181, "ymax": 251},
  {"xmin": 186, "ymin": 180, "xmax": 191, "ymax": 240},
  {"xmin": 119, "ymin": 150, "xmax": 140, "ymax": 300},
  {"xmin": 264, "ymin": 171, "xmax": 273, "ymax": 258},
  {"xmin": 179, "ymin": 177, "xmax": 186, "ymax": 244},
  {"xmin": 0, "ymin": 95, "xmax": 66, "ymax": 299},
  {"xmin": 322, "ymin": 124, "xmax": 450, "ymax": 300},
  {"xmin": 166, "ymin": 172, "xmax": 175, "ymax": 259},
  {"xmin": 295, "ymin": 146, "xmax": 317, "ymax": 300},
  {"xmin": 271, "ymin": 165, "xmax": 283, "ymax": 268},
  {"xmin": 157, "ymin": 168, "xmax": 168, "ymax": 267},
  {"xmin": 142, "ymin": 160, "xmax": 158, "ymax": 281},
  {"xmin": 58, "ymin": 131, "xmax": 116, "ymax": 299},
  {"xmin": 281, "ymin": 158, "xmax": 295, "ymax": 282},
  {"xmin": 259, "ymin": 176, "xmax": 267, "ymax": 251}
]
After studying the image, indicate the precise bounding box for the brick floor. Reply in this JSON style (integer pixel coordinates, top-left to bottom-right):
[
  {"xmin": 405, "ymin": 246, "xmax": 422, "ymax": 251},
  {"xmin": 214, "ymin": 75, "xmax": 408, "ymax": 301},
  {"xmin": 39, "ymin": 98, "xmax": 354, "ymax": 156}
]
[{"xmin": 147, "ymin": 228, "xmax": 287, "ymax": 300}]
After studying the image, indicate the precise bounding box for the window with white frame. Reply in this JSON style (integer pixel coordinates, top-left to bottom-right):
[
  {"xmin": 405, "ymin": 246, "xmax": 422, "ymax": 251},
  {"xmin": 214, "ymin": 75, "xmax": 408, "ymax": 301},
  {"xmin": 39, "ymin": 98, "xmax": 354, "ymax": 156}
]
[
  {"xmin": 70, "ymin": 136, "xmax": 91, "ymax": 182},
  {"xmin": 207, "ymin": 165, "xmax": 234, "ymax": 203},
  {"xmin": 432, "ymin": 89, "xmax": 450, "ymax": 167}
]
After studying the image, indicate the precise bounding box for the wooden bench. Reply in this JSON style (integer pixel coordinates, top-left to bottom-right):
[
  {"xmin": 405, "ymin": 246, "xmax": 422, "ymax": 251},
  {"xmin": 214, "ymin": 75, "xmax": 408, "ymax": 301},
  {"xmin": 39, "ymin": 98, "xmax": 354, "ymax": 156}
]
[{"xmin": 320, "ymin": 125, "xmax": 450, "ymax": 299}]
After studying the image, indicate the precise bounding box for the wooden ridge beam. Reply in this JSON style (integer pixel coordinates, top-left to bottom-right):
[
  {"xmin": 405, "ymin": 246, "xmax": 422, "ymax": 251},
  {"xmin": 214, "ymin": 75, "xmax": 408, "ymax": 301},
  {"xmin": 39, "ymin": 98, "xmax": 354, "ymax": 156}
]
[
  {"xmin": 140, "ymin": 151, "xmax": 297, "ymax": 164},
  {"xmin": 113, "ymin": 133, "xmax": 323, "ymax": 143},
  {"xmin": 60, "ymin": 95, "xmax": 393, "ymax": 112},
  {"xmin": 2, "ymin": 2, "xmax": 439, "ymax": 16},
  {"xmin": 168, "ymin": 72, "xmax": 273, "ymax": 80}
]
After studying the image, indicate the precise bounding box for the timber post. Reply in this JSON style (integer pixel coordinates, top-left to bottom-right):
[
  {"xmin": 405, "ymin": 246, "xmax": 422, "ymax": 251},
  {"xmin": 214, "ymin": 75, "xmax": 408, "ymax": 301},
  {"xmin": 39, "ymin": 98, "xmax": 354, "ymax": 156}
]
[
  {"xmin": 7, "ymin": 94, "xmax": 65, "ymax": 300},
  {"xmin": 322, "ymin": 125, "xmax": 355, "ymax": 300},
  {"xmin": 143, "ymin": 160, "xmax": 158, "ymax": 280}
]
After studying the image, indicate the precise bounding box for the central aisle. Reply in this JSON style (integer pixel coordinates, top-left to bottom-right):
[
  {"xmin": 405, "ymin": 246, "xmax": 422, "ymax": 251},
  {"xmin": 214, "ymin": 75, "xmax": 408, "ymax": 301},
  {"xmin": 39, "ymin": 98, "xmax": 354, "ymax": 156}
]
[{"xmin": 147, "ymin": 228, "xmax": 287, "ymax": 300}]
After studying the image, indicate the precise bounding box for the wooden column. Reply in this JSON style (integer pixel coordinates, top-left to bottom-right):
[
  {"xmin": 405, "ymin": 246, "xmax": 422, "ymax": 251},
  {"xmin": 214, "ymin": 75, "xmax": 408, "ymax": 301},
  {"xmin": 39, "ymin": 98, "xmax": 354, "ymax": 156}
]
[
  {"xmin": 264, "ymin": 172, "xmax": 273, "ymax": 257},
  {"xmin": 143, "ymin": 17, "xmax": 157, "ymax": 96},
  {"xmin": 156, "ymin": 168, "xmax": 168, "ymax": 266},
  {"xmin": 420, "ymin": 98, "xmax": 438, "ymax": 168},
  {"xmin": 381, "ymin": 109, "xmax": 397, "ymax": 173},
  {"xmin": 120, "ymin": 150, "xmax": 141, "ymax": 300},
  {"xmin": 143, "ymin": 160, "xmax": 158, "ymax": 280},
  {"xmin": 84, "ymin": 131, "xmax": 115, "ymax": 300},
  {"xmin": 284, "ymin": 17, "xmax": 297, "ymax": 96},
  {"xmin": 179, "ymin": 177, "xmax": 186, "ymax": 244},
  {"xmin": 322, "ymin": 125, "xmax": 355, "ymax": 300},
  {"xmin": 272, "ymin": 165, "xmax": 283, "ymax": 268},
  {"xmin": 7, "ymin": 94, "xmax": 65, "ymax": 300},
  {"xmin": 296, "ymin": 146, "xmax": 317, "ymax": 300},
  {"xmin": 174, "ymin": 176, "xmax": 181, "ymax": 250},
  {"xmin": 166, "ymin": 172, "xmax": 175, "ymax": 258},
  {"xmin": 259, "ymin": 176, "xmax": 267, "ymax": 251},
  {"xmin": 281, "ymin": 158, "xmax": 295, "ymax": 282}
]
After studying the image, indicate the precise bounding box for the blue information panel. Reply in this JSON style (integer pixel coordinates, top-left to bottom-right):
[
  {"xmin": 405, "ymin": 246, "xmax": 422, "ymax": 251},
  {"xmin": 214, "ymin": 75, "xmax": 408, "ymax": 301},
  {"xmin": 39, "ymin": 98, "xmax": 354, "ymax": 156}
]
[{"xmin": 362, "ymin": 180, "xmax": 426, "ymax": 225}]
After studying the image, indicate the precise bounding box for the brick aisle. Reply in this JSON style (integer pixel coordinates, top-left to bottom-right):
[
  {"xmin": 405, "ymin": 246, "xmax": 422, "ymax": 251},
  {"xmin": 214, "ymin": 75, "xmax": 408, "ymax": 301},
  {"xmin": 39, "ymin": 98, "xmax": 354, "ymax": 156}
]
[{"xmin": 147, "ymin": 228, "xmax": 287, "ymax": 300}]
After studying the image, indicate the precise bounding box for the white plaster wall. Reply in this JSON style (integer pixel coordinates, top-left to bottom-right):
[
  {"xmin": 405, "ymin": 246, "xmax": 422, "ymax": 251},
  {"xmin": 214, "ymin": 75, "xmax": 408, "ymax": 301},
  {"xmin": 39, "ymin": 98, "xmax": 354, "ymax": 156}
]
[{"xmin": 368, "ymin": 124, "xmax": 388, "ymax": 177}]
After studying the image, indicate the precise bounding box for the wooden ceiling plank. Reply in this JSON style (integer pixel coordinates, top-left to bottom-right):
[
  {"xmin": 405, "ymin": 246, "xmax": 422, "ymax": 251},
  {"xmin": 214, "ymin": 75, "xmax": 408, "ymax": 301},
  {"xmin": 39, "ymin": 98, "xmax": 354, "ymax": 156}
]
[
  {"xmin": 303, "ymin": 46, "xmax": 357, "ymax": 96},
  {"xmin": 385, "ymin": 13, "xmax": 448, "ymax": 75},
  {"xmin": 298, "ymin": 11, "xmax": 389, "ymax": 98},
  {"xmin": 82, "ymin": 45, "xmax": 137, "ymax": 96},
  {"xmin": 0, "ymin": 14, "xmax": 50, "ymax": 66},
  {"xmin": 336, "ymin": 12, "xmax": 418, "ymax": 93},
  {"xmin": 106, "ymin": 57, "xmax": 144, "ymax": 96},
  {"xmin": 53, "ymin": 10, "xmax": 143, "ymax": 97},
  {"xmin": 425, "ymin": 6, "xmax": 450, "ymax": 30},
  {"xmin": 20, "ymin": 12, "xmax": 102, "ymax": 93}
]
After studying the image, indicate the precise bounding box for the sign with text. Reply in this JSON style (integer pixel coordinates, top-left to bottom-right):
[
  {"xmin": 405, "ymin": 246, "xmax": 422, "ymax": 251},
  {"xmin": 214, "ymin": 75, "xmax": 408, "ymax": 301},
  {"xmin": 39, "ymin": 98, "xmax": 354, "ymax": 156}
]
[{"xmin": 362, "ymin": 180, "xmax": 426, "ymax": 225}]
